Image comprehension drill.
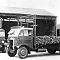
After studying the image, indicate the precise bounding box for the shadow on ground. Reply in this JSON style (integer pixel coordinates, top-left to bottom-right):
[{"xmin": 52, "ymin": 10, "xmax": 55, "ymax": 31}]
[
  {"xmin": 27, "ymin": 53, "xmax": 60, "ymax": 58},
  {"xmin": 15, "ymin": 52, "xmax": 60, "ymax": 59}
]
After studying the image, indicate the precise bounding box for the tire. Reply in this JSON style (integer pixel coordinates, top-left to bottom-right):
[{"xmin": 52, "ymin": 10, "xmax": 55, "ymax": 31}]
[
  {"xmin": 0, "ymin": 45, "xmax": 6, "ymax": 53},
  {"xmin": 47, "ymin": 48, "xmax": 56, "ymax": 54},
  {"xmin": 7, "ymin": 47, "xmax": 17, "ymax": 57},
  {"xmin": 18, "ymin": 46, "xmax": 28, "ymax": 59}
]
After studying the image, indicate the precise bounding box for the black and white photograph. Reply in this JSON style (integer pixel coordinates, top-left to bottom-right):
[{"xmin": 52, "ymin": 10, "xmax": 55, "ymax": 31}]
[{"xmin": 0, "ymin": 0, "xmax": 60, "ymax": 60}]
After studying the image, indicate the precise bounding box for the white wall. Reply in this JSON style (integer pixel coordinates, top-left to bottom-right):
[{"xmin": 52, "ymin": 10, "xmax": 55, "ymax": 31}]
[{"xmin": 0, "ymin": 0, "xmax": 60, "ymax": 24}]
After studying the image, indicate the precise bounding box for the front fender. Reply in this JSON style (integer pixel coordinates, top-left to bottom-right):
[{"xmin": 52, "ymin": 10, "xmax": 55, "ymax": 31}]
[{"xmin": 16, "ymin": 43, "xmax": 31, "ymax": 49}]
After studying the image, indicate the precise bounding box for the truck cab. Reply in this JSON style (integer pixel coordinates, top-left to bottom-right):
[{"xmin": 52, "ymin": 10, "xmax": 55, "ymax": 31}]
[{"xmin": 7, "ymin": 26, "xmax": 33, "ymax": 58}]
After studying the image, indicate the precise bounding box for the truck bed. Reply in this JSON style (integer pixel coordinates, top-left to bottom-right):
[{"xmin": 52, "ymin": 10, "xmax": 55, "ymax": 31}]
[{"xmin": 36, "ymin": 36, "xmax": 60, "ymax": 45}]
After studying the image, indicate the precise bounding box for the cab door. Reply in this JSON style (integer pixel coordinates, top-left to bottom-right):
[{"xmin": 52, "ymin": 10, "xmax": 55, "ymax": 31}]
[
  {"xmin": 23, "ymin": 29, "xmax": 33, "ymax": 48},
  {"xmin": 18, "ymin": 29, "xmax": 33, "ymax": 49}
]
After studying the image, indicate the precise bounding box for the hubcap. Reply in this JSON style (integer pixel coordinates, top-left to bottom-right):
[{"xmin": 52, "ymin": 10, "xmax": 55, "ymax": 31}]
[
  {"xmin": 21, "ymin": 49, "xmax": 26, "ymax": 56},
  {"xmin": 10, "ymin": 50, "xmax": 14, "ymax": 53}
]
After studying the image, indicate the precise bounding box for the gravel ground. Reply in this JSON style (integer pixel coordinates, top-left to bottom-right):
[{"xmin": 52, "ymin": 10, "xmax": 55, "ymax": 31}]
[{"xmin": 0, "ymin": 51, "xmax": 60, "ymax": 60}]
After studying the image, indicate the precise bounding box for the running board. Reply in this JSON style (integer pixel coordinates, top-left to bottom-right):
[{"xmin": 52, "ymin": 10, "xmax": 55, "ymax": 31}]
[{"xmin": 36, "ymin": 49, "xmax": 46, "ymax": 52}]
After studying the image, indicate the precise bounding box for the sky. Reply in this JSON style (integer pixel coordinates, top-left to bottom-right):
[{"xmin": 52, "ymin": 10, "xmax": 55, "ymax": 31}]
[{"xmin": 0, "ymin": 0, "xmax": 60, "ymax": 24}]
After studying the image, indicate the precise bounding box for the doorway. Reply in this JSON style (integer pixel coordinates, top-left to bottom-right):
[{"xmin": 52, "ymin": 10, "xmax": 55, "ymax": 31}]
[{"xmin": 2, "ymin": 21, "xmax": 17, "ymax": 39}]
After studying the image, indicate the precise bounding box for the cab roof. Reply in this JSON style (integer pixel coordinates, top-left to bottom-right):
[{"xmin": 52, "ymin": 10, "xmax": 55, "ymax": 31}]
[{"xmin": 11, "ymin": 26, "xmax": 33, "ymax": 30}]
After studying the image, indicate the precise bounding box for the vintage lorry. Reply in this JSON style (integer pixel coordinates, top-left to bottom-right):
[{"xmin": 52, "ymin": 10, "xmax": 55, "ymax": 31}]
[
  {"xmin": 0, "ymin": 7, "xmax": 60, "ymax": 59},
  {"xmin": 6, "ymin": 15, "xmax": 60, "ymax": 59}
]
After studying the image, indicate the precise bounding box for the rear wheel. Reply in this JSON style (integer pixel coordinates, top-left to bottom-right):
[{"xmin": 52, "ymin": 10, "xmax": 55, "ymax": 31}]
[
  {"xmin": 47, "ymin": 47, "xmax": 56, "ymax": 54},
  {"xmin": 18, "ymin": 46, "xmax": 28, "ymax": 59}
]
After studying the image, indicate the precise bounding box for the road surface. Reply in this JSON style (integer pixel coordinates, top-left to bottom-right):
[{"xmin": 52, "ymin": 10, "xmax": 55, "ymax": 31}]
[{"xmin": 0, "ymin": 51, "xmax": 60, "ymax": 60}]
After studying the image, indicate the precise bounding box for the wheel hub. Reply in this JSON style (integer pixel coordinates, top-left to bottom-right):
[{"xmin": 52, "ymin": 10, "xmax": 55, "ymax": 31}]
[{"xmin": 21, "ymin": 50, "xmax": 26, "ymax": 56}]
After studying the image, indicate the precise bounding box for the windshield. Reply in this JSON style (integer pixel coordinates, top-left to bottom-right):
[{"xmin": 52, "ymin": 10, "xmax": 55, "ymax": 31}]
[
  {"xmin": 19, "ymin": 29, "xmax": 33, "ymax": 36},
  {"xmin": 8, "ymin": 29, "xmax": 15, "ymax": 35},
  {"xmin": 8, "ymin": 28, "xmax": 21, "ymax": 37}
]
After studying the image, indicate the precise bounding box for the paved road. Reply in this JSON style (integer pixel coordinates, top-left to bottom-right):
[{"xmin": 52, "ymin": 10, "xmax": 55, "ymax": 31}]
[{"xmin": 0, "ymin": 51, "xmax": 60, "ymax": 60}]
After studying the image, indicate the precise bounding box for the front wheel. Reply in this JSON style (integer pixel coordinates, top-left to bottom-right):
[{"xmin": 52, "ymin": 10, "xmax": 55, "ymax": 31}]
[
  {"xmin": 7, "ymin": 47, "xmax": 17, "ymax": 57},
  {"xmin": 18, "ymin": 46, "xmax": 28, "ymax": 59}
]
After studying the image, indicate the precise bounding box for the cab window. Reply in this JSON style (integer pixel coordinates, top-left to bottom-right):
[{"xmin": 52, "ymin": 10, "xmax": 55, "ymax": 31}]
[
  {"xmin": 19, "ymin": 29, "xmax": 33, "ymax": 36},
  {"xmin": 24, "ymin": 30, "xmax": 28, "ymax": 36},
  {"xmin": 19, "ymin": 30, "xmax": 24, "ymax": 36},
  {"xmin": 24, "ymin": 30, "xmax": 32, "ymax": 36},
  {"xmin": 28, "ymin": 30, "xmax": 32, "ymax": 36}
]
